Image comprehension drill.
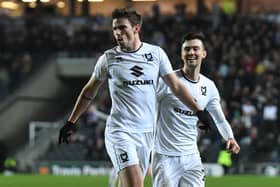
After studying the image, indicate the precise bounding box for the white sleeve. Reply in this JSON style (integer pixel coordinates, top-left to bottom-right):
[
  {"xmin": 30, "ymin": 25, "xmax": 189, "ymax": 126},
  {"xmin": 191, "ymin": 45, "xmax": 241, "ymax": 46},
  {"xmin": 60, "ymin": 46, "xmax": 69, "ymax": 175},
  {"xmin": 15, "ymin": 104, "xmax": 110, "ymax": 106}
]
[
  {"xmin": 92, "ymin": 54, "xmax": 108, "ymax": 80},
  {"xmin": 157, "ymin": 78, "xmax": 168, "ymax": 102},
  {"xmin": 206, "ymin": 83, "xmax": 234, "ymax": 141},
  {"xmin": 158, "ymin": 47, "xmax": 173, "ymax": 77}
]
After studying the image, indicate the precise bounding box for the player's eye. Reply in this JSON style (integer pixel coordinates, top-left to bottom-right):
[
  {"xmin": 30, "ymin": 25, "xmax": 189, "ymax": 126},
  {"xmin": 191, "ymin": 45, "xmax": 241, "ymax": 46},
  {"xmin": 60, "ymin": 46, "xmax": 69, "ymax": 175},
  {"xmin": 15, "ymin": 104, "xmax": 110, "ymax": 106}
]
[
  {"xmin": 113, "ymin": 25, "xmax": 127, "ymax": 31},
  {"xmin": 185, "ymin": 47, "xmax": 191, "ymax": 51},
  {"xmin": 118, "ymin": 25, "xmax": 127, "ymax": 30}
]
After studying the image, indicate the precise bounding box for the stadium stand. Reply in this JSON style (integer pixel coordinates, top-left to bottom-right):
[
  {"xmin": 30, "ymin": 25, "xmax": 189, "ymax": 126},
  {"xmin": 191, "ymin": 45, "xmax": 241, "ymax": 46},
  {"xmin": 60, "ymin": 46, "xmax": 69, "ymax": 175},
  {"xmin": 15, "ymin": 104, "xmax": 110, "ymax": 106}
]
[{"xmin": 0, "ymin": 1, "xmax": 279, "ymax": 175}]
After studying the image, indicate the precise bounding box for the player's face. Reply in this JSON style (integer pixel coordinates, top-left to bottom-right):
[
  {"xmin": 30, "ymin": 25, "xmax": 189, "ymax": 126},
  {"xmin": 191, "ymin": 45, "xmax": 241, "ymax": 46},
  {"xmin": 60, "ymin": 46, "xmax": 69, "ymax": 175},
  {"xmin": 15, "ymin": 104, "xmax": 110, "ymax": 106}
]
[
  {"xmin": 112, "ymin": 18, "xmax": 140, "ymax": 51},
  {"xmin": 181, "ymin": 39, "xmax": 206, "ymax": 68}
]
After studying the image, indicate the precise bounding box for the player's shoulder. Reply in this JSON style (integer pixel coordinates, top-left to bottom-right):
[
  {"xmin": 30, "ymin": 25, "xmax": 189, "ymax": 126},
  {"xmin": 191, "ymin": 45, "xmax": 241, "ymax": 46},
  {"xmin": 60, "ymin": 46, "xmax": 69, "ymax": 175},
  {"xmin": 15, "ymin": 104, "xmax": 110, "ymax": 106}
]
[
  {"xmin": 104, "ymin": 46, "xmax": 119, "ymax": 59},
  {"xmin": 174, "ymin": 69, "xmax": 184, "ymax": 78},
  {"xmin": 142, "ymin": 42, "xmax": 163, "ymax": 52},
  {"xmin": 173, "ymin": 69, "xmax": 195, "ymax": 80},
  {"xmin": 199, "ymin": 74, "xmax": 215, "ymax": 86}
]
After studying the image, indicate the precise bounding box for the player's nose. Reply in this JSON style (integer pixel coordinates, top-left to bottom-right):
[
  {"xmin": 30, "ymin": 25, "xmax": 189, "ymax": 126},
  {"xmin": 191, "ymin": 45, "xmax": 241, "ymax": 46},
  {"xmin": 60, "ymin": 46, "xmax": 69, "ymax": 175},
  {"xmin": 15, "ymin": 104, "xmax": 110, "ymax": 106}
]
[
  {"xmin": 187, "ymin": 48, "xmax": 195, "ymax": 54},
  {"xmin": 113, "ymin": 29, "xmax": 121, "ymax": 36}
]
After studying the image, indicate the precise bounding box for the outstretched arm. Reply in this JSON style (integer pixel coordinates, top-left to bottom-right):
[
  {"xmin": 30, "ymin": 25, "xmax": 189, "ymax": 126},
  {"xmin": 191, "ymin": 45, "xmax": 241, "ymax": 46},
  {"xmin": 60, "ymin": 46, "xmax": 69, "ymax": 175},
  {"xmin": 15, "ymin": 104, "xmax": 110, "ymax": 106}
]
[
  {"xmin": 162, "ymin": 72, "xmax": 201, "ymax": 112},
  {"xmin": 207, "ymin": 98, "xmax": 240, "ymax": 154},
  {"xmin": 162, "ymin": 72, "xmax": 216, "ymax": 129}
]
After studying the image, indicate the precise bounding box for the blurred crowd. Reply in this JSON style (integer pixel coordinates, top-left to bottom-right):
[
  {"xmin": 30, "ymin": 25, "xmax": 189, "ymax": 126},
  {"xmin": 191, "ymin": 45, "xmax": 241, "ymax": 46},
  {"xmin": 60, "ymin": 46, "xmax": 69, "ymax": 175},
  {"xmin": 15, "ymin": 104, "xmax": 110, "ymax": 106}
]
[
  {"xmin": 1, "ymin": 2, "xmax": 280, "ymax": 168},
  {"xmin": 0, "ymin": 50, "xmax": 33, "ymax": 98}
]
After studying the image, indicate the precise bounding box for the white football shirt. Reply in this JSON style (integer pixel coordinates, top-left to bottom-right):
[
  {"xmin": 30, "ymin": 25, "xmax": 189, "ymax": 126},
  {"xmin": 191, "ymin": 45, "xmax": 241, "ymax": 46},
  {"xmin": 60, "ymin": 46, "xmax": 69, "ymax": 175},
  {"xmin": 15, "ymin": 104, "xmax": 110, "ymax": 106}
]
[
  {"xmin": 155, "ymin": 70, "xmax": 234, "ymax": 156},
  {"xmin": 93, "ymin": 42, "xmax": 173, "ymax": 132}
]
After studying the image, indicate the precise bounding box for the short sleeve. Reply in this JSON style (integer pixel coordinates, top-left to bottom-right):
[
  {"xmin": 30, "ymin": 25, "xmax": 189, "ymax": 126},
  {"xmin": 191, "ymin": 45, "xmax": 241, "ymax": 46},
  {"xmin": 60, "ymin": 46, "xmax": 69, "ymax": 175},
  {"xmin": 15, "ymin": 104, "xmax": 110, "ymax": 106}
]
[
  {"xmin": 158, "ymin": 47, "xmax": 173, "ymax": 77},
  {"xmin": 92, "ymin": 54, "xmax": 108, "ymax": 80},
  {"xmin": 157, "ymin": 77, "xmax": 168, "ymax": 102}
]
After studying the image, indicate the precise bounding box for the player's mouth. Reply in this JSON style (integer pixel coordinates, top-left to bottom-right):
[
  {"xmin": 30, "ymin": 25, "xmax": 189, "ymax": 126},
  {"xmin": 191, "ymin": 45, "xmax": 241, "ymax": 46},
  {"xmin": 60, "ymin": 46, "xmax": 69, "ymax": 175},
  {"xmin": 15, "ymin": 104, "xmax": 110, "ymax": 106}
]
[
  {"xmin": 117, "ymin": 38, "xmax": 124, "ymax": 42},
  {"xmin": 187, "ymin": 58, "xmax": 197, "ymax": 61},
  {"xmin": 187, "ymin": 55, "xmax": 197, "ymax": 61}
]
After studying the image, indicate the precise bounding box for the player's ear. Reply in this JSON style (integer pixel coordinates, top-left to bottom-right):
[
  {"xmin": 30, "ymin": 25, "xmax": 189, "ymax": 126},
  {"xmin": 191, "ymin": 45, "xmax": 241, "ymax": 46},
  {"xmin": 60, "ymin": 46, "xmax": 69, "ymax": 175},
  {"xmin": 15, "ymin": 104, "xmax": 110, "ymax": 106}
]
[
  {"xmin": 181, "ymin": 46, "xmax": 185, "ymax": 61},
  {"xmin": 134, "ymin": 24, "xmax": 141, "ymax": 33},
  {"xmin": 202, "ymin": 50, "xmax": 207, "ymax": 59}
]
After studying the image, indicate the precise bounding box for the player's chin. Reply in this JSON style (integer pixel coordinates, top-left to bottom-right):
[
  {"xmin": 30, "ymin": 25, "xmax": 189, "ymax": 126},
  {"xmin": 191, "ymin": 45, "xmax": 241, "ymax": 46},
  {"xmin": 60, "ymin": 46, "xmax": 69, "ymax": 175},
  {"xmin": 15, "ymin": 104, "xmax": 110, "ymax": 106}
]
[
  {"xmin": 118, "ymin": 39, "xmax": 126, "ymax": 45},
  {"xmin": 187, "ymin": 61, "xmax": 198, "ymax": 67},
  {"xmin": 119, "ymin": 42, "xmax": 128, "ymax": 50}
]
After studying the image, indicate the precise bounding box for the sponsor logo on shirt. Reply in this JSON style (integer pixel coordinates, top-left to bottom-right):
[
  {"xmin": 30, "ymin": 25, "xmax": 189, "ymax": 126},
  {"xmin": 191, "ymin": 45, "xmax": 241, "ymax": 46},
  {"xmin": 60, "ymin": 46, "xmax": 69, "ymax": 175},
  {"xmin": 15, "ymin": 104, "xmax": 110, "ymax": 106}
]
[
  {"xmin": 174, "ymin": 107, "xmax": 195, "ymax": 116},
  {"xmin": 123, "ymin": 79, "xmax": 153, "ymax": 86},
  {"xmin": 130, "ymin": 65, "xmax": 144, "ymax": 77},
  {"xmin": 123, "ymin": 65, "xmax": 153, "ymax": 86}
]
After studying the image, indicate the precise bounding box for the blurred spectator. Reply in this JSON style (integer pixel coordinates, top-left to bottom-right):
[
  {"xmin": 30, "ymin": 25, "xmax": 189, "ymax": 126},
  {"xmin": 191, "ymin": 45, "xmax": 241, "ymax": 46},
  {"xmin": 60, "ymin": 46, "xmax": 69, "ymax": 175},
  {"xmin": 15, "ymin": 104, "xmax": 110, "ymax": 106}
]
[
  {"xmin": 241, "ymin": 99, "xmax": 257, "ymax": 129},
  {"xmin": 151, "ymin": 30, "xmax": 166, "ymax": 47},
  {"xmin": 217, "ymin": 142, "xmax": 232, "ymax": 174},
  {"xmin": 221, "ymin": 0, "xmax": 237, "ymax": 16},
  {"xmin": 197, "ymin": 0, "xmax": 209, "ymax": 16},
  {"xmin": 231, "ymin": 118, "xmax": 250, "ymax": 146},
  {"xmin": 262, "ymin": 98, "xmax": 278, "ymax": 133},
  {"xmin": 152, "ymin": 3, "xmax": 161, "ymax": 18},
  {"xmin": 211, "ymin": 0, "xmax": 222, "ymax": 30},
  {"xmin": 174, "ymin": 2, "xmax": 187, "ymax": 23},
  {"xmin": 3, "ymin": 157, "xmax": 17, "ymax": 175},
  {"xmin": 82, "ymin": 102, "xmax": 99, "ymax": 129},
  {"xmin": 79, "ymin": 102, "xmax": 107, "ymax": 160}
]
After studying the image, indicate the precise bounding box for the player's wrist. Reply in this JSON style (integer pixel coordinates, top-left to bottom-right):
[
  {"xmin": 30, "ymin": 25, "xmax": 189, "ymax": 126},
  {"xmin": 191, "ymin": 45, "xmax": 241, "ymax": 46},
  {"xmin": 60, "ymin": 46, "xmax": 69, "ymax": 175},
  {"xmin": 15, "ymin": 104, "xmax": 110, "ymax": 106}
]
[
  {"xmin": 65, "ymin": 121, "xmax": 78, "ymax": 131},
  {"xmin": 66, "ymin": 121, "xmax": 75, "ymax": 126},
  {"xmin": 227, "ymin": 137, "xmax": 235, "ymax": 141},
  {"xmin": 196, "ymin": 110, "xmax": 205, "ymax": 116},
  {"xmin": 193, "ymin": 106, "xmax": 202, "ymax": 113}
]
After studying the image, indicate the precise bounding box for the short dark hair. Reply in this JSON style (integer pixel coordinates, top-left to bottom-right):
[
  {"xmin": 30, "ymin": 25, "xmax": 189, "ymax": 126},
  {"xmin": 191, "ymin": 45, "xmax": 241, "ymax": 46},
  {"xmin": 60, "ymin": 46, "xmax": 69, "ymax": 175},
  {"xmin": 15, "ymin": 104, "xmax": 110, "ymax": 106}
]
[
  {"xmin": 112, "ymin": 8, "xmax": 142, "ymax": 26},
  {"xmin": 182, "ymin": 32, "xmax": 206, "ymax": 48}
]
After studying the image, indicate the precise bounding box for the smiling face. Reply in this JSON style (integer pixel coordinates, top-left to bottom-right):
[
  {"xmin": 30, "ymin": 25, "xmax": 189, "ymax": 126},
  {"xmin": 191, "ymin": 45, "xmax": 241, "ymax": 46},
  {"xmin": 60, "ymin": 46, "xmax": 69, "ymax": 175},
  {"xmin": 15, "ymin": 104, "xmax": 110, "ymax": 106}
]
[
  {"xmin": 112, "ymin": 17, "xmax": 140, "ymax": 51},
  {"xmin": 181, "ymin": 39, "xmax": 207, "ymax": 69}
]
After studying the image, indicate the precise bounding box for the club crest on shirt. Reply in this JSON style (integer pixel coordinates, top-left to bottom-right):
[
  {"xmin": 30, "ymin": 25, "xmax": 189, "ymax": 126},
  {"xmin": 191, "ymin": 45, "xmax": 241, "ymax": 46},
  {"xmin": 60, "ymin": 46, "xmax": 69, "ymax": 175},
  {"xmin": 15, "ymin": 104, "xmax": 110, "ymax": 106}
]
[
  {"xmin": 143, "ymin": 53, "xmax": 153, "ymax": 62},
  {"xmin": 119, "ymin": 152, "xmax": 129, "ymax": 163},
  {"xmin": 201, "ymin": 86, "xmax": 207, "ymax": 96}
]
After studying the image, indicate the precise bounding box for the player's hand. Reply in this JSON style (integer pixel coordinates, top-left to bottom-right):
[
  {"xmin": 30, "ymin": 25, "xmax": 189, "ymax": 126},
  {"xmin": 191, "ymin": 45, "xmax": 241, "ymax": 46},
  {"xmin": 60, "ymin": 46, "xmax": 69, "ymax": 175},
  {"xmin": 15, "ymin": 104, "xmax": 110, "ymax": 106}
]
[
  {"xmin": 196, "ymin": 110, "xmax": 214, "ymax": 133},
  {"xmin": 226, "ymin": 138, "xmax": 240, "ymax": 154},
  {"xmin": 58, "ymin": 121, "xmax": 77, "ymax": 144}
]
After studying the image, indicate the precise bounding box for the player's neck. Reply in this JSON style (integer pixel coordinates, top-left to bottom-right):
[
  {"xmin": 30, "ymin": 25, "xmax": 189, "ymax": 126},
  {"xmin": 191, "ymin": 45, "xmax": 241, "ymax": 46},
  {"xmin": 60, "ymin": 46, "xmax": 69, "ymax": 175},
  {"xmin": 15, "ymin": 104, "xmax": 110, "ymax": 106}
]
[
  {"xmin": 181, "ymin": 67, "xmax": 200, "ymax": 81},
  {"xmin": 132, "ymin": 37, "xmax": 142, "ymax": 51},
  {"xmin": 132, "ymin": 40, "xmax": 142, "ymax": 51},
  {"xmin": 121, "ymin": 37, "xmax": 142, "ymax": 52}
]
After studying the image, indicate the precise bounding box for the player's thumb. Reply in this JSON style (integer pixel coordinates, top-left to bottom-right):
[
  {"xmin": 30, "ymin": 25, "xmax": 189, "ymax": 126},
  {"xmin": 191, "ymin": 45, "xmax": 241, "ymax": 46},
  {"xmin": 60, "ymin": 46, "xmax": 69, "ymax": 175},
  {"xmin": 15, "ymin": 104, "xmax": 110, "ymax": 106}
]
[{"xmin": 226, "ymin": 141, "xmax": 230, "ymax": 150}]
